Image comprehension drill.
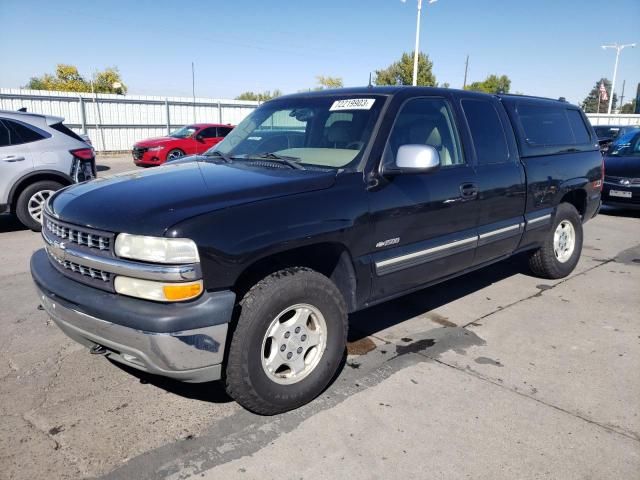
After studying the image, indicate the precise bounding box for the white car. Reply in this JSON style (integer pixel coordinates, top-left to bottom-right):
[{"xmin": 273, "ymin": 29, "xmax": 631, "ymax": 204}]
[{"xmin": 0, "ymin": 110, "xmax": 96, "ymax": 231}]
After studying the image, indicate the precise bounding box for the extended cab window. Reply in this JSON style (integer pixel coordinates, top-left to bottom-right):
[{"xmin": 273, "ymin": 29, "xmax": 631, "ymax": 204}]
[
  {"xmin": 566, "ymin": 109, "xmax": 591, "ymax": 144},
  {"xmin": 462, "ymin": 99, "xmax": 510, "ymax": 164},
  {"xmin": 4, "ymin": 119, "xmax": 46, "ymax": 145},
  {"xmin": 518, "ymin": 104, "xmax": 574, "ymax": 146},
  {"xmin": 385, "ymin": 97, "xmax": 463, "ymax": 167}
]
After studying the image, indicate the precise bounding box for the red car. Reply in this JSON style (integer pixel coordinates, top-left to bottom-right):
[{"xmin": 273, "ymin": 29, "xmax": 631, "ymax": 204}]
[{"xmin": 132, "ymin": 123, "xmax": 234, "ymax": 166}]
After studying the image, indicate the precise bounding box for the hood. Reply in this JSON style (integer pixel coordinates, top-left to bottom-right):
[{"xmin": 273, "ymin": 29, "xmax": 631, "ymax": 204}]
[
  {"xmin": 49, "ymin": 160, "xmax": 337, "ymax": 236},
  {"xmin": 604, "ymin": 155, "xmax": 640, "ymax": 178},
  {"xmin": 134, "ymin": 137, "xmax": 182, "ymax": 147}
]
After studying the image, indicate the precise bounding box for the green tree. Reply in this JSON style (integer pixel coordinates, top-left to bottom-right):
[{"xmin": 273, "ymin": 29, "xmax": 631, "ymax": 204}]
[
  {"xmin": 581, "ymin": 78, "xmax": 617, "ymax": 113},
  {"xmin": 235, "ymin": 90, "xmax": 282, "ymax": 101},
  {"xmin": 316, "ymin": 75, "xmax": 343, "ymax": 89},
  {"xmin": 620, "ymin": 99, "xmax": 637, "ymax": 114},
  {"xmin": 92, "ymin": 67, "xmax": 127, "ymax": 94},
  {"xmin": 25, "ymin": 64, "xmax": 127, "ymax": 94},
  {"xmin": 465, "ymin": 74, "xmax": 511, "ymax": 94},
  {"xmin": 374, "ymin": 51, "xmax": 436, "ymax": 87}
]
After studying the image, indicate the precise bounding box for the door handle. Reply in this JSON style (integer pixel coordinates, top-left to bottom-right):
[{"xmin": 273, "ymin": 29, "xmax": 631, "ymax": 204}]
[
  {"xmin": 459, "ymin": 183, "xmax": 478, "ymax": 200},
  {"xmin": 2, "ymin": 156, "xmax": 25, "ymax": 162}
]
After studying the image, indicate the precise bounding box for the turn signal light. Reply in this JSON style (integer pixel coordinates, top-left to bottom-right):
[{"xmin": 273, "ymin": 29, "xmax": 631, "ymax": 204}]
[{"xmin": 163, "ymin": 282, "xmax": 203, "ymax": 301}]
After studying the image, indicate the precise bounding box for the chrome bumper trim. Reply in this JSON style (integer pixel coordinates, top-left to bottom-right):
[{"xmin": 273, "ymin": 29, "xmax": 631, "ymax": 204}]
[{"xmin": 38, "ymin": 288, "xmax": 226, "ymax": 383}]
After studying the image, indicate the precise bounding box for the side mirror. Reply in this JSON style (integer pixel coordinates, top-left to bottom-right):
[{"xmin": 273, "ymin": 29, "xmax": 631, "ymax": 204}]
[
  {"xmin": 392, "ymin": 144, "xmax": 440, "ymax": 174},
  {"xmin": 195, "ymin": 134, "xmax": 204, "ymax": 142}
]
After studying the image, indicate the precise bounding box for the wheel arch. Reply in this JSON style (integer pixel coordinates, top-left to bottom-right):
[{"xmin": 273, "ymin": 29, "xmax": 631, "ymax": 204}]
[
  {"xmin": 232, "ymin": 242, "xmax": 358, "ymax": 313},
  {"xmin": 8, "ymin": 170, "xmax": 73, "ymax": 212}
]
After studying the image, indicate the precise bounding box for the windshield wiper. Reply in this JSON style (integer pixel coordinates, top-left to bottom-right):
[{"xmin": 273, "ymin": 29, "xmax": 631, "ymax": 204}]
[
  {"xmin": 247, "ymin": 152, "xmax": 305, "ymax": 170},
  {"xmin": 203, "ymin": 150, "xmax": 233, "ymax": 163}
]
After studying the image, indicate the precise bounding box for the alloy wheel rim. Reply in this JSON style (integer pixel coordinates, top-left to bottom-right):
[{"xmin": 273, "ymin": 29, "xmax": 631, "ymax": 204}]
[
  {"xmin": 260, "ymin": 303, "xmax": 327, "ymax": 385},
  {"xmin": 553, "ymin": 220, "xmax": 575, "ymax": 263},
  {"xmin": 27, "ymin": 190, "xmax": 54, "ymax": 224},
  {"xmin": 168, "ymin": 150, "xmax": 183, "ymax": 160}
]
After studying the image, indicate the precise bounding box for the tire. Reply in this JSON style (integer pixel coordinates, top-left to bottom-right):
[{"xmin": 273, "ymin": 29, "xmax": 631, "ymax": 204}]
[
  {"xmin": 15, "ymin": 180, "xmax": 63, "ymax": 232},
  {"xmin": 528, "ymin": 203, "xmax": 583, "ymax": 279},
  {"xmin": 225, "ymin": 267, "xmax": 348, "ymax": 415},
  {"xmin": 165, "ymin": 149, "xmax": 185, "ymax": 162}
]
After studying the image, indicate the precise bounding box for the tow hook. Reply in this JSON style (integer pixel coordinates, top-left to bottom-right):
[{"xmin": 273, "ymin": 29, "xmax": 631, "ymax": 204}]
[{"xmin": 89, "ymin": 344, "xmax": 108, "ymax": 355}]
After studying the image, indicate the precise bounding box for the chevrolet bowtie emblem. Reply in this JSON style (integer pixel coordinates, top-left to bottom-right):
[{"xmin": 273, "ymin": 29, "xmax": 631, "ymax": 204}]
[{"xmin": 49, "ymin": 241, "xmax": 67, "ymax": 261}]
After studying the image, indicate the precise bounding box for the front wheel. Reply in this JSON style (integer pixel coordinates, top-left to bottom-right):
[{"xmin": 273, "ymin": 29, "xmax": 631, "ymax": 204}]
[
  {"xmin": 225, "ymin": 268, "xmax": 348, "ymax": 415},
  {"xmin": 15, "ymin": 180, "xmax": 63, "ymax": 231},
  {"xmin": 165, "ymin": 149, "xmax": 185, "ymax": 162},
  {"xmin": 528, "ymin": 203, "xmax": 583, "ymax": 279}
]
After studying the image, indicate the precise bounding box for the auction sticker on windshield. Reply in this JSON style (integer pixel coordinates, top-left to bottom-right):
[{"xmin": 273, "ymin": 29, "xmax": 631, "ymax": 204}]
[{"xmin": 330, "ymin": 98, "xmax": 376, "ymax": 111}]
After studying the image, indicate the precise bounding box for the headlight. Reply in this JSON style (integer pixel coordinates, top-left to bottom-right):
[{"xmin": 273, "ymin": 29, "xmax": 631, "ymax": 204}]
[
  {"xmin": 115, "ymin": 276, "xmax": 203, "ymax": 302},
  {"xmin": 147, "ymin": 146, "xmax": 165, "ymax": 151},
  {"xmin": 115, "ymin": 234, "xmax": 199, "ymax": 264}
]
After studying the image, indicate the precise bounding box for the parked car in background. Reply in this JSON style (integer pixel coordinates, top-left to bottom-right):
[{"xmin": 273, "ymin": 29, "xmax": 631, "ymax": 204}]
[
  {"xmin": 602, "ymin": 129, "xmax": 640, "ymax": 209},
  {"xmin": 0, "ymin": 110, "xmax": 95, "ymax": 231},
  {"xmin": 132, "ymin": 124, "xmax": 234, "ymax": 166},
  {"xmin": 594, "ymin": 125, "xmax": 640, "ymax": 153},
  {"xmin": 32, "ymin": 88, "xmax": 602, "ymax": 414}
]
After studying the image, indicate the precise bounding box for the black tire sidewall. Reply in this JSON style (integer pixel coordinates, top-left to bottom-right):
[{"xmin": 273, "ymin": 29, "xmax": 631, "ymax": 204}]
[
  {"xmin": 230, "ymin": 270, "xmax": 347, "ymax": 412},
  {"xmin": 15, "ymin": 180, "xmax": 63, "ymax": 231}
]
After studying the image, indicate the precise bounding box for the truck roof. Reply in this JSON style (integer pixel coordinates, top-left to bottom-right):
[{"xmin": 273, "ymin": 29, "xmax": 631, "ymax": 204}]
[{"xmin": 276, "ymin": 86, "xmax": 576, "ymax": 108}]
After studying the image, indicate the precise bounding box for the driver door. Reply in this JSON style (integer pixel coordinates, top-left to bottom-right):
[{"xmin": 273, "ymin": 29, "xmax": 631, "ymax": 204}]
[
  {"xmin": 368, "ymin": 96, "xmax": 479, "ymax": 300},
  {"xmin": 195, "ymin": 127, "xmax": 222, "ymax": 154}
]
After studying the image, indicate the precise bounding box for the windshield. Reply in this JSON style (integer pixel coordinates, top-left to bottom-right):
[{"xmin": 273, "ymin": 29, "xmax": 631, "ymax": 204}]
[
  {"xmin": 170, "ymin": 125, "xmax": 198, "ymax": 138},
  {"xmin": 607, "ymin": 131, "xmax": 640, "ymax": 156},
  {"xmin": 208, "ymin": 95, "xmax": 386, "ymax": 169}
]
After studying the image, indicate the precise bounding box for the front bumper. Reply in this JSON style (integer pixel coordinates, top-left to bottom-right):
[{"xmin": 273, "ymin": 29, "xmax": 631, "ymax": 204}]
[
  {"xmin": 133, "ymin": 149, "xmax": 164, "ymax": 166},
  {"xmin": 31, "ymin": 249, "xmax": 235, "ymax": 382}
]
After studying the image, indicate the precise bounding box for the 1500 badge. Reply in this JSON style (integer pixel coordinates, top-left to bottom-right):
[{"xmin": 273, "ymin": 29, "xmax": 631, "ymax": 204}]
[{"xmin": 376, "ymin": 238, "xmax": 400, "ymax": 248}]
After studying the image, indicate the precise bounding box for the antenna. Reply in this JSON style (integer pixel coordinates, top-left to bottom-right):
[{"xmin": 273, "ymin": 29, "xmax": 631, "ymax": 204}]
[{"xmin": 368, "ymin": 72, "xmax": 373, "ymax": 88}]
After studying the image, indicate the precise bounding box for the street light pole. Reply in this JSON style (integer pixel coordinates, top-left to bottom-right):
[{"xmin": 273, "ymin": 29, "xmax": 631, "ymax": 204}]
[
  {"xmin": 411, "ymin": 0, "xmax": 423, "ymax": 86},
  {"xmin": 411, "ymin": 0, "xmax": 437, "ymax": 86},
  {"xmin": 601, "ymin": 43, "xmax": 636, "ymax": 114}
]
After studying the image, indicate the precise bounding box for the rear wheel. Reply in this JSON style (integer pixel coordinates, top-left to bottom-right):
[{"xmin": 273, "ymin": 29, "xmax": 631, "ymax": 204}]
[
  {"xmin": 15, "ymin": 180, "xmax": 63, "ymax": 231},
  {"xmin": 528, "ymin": 203, "xmax": 583, "ymax": 279},
  {"xmin": 225, "ymin": 267, "xmax": 347, "ymax": 415}
]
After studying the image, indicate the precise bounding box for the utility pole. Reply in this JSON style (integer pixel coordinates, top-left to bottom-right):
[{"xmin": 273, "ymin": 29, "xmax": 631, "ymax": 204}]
[
  {"xmin": 619, "ymin": 79, "xmax": 626, "ymax": 110},
  {"xmin": 463, "ymin": 54, "xmax": 469, "ymax": 89},
  {"xmin": 191, "ymin": 61, "xmax": 196, "ymax": 122},
  {"xmin": 411, "ymin": 0, "xmax": 438, "ymax": 86},
  {"xmin": 601, "ymin": 43, "xmax": 636, "ymax": 114}
]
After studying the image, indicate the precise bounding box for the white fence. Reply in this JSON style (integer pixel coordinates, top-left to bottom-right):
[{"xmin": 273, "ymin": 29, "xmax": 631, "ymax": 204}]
[
  {"xmin": 586, "ymin": 113, "xmax": 640, "ymax": 126},
  {"xmin": 3, "ymin": 88, "xmax": 638, "ymax": 151},
  {"xmin": 0, "ymin": 88, "xmax": 259, "ymax": 152}
]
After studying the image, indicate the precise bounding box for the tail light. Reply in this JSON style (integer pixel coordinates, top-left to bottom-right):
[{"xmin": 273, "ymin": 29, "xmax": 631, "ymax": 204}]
[
  {"xmin": 70, "ymin": 148, "xmax": 96, "ymax": 182},
  {"xmin": 70, "ymin": 148, "xmax": 95, "ymax": 160},
  {"xmin": 592, "ymin": 158, "xmax": 604, "ymax": 191}
]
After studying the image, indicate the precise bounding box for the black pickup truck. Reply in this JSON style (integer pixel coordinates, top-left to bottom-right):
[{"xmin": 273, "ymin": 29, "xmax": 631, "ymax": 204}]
[{"xmin": 31, "ymin": 87, "xmax": 602, "ymax": 414}]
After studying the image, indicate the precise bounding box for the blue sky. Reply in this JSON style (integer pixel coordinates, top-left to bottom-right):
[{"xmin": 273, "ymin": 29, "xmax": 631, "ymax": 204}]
[{"xmin": 1, "ymin": 0, "xmax": 638, "ymax": 105}]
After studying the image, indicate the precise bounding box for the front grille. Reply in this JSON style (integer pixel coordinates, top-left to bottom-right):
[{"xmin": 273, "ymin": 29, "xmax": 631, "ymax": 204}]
[
  {"xmin": 604, "ymin": 176, "xmax": 640, "ymax": 186},
  {"xmin": 132, "ymin": 147, "xmax": 148, "ymax": 160},
  {"xmin": 48, "ymin": 248, "xmax": 111, "ymax": 282},
  {"xmin": 45, "ymin": 216, "xmax": 112, "ymax": 252}
]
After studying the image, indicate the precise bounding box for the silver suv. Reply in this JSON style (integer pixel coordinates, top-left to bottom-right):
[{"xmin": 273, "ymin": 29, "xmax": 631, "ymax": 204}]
[{"xmin": 0, "ymin": 110, "xmax": 96, "ymax": 231}]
